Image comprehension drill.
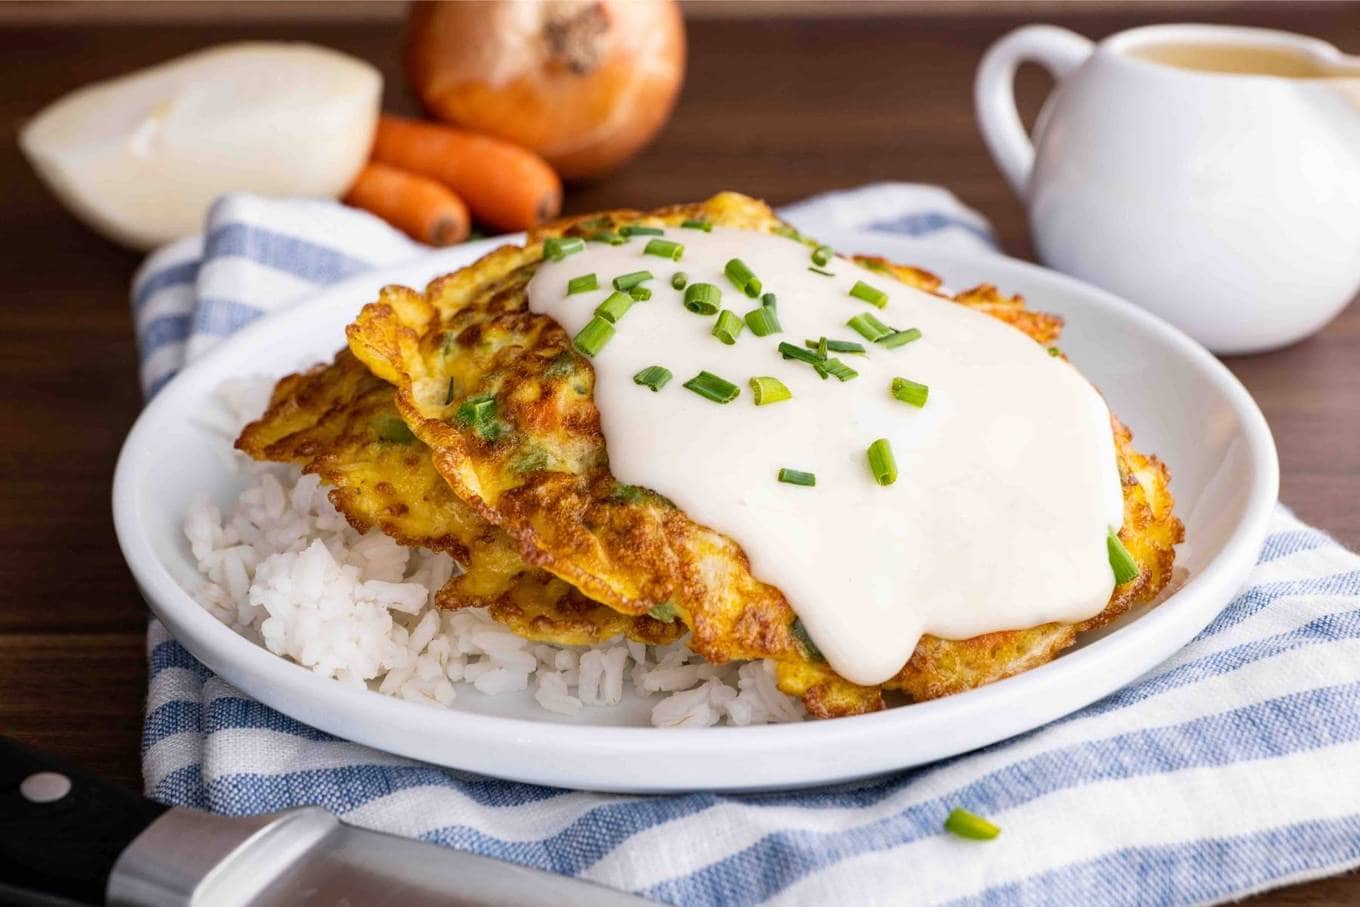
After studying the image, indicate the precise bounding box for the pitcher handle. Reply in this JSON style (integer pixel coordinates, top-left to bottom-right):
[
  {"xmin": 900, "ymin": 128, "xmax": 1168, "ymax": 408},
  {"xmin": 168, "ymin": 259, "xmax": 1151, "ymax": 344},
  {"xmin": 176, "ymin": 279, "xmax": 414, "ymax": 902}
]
[{"xmin": 975, "ymin": 25, "xmax": 1094, "ymax": 197}]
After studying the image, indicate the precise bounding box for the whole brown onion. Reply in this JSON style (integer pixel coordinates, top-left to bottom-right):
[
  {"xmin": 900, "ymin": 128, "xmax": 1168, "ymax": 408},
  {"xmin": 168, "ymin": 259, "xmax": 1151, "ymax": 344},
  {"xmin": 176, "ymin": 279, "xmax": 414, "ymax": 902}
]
[{"xmin": 404, "ymin": 0, "xmax": 686, "ymax": 182}]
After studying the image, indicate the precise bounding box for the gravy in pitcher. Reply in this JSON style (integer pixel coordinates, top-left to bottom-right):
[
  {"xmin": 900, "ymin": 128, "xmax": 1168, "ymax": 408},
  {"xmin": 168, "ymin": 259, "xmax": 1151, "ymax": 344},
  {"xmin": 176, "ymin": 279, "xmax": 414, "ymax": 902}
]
[{"xmin": 1132, "ymin": 42, "xmax": 1357, "ymax": 78}]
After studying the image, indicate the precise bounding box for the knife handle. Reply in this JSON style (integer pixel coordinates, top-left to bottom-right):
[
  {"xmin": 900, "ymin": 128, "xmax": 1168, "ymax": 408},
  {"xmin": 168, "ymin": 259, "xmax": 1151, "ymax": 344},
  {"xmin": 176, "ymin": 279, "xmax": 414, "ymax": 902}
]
[{"xmin": 0, "ymin": 735, "xmax": 168, "ymax": 906}]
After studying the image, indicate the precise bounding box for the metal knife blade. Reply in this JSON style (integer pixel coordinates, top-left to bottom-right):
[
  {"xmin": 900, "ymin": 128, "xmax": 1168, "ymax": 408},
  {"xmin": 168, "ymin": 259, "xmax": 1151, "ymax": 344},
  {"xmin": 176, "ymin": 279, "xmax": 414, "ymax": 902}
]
[{"xmin": 108, "ymin": 805, "xmax": 656, "ymax": 907}]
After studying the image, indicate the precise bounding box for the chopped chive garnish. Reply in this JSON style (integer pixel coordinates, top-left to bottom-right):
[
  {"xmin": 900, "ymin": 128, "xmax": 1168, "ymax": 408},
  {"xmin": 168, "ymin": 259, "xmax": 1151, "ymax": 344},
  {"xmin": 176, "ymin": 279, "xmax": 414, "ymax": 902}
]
[
  {"xmin": 588, "ymin": 231, "xmax": 627, "ymax": 245},
  {"xmin": 847, "ymin": 312, "xmax": 892, "ymax": 341},
  {"xmin": 573, "ymin": 316, "xmax": 615, "ymax": 357},
  {"xmin": 867, "ymin": 438, "xmax": 897, "ymax": 486},
  {"xmin": 761, "ymin": 292, "xmax": 777, "ymax": 310},
  {"xmin": 683, "ymin": 282, "xmax": 721, "ymax": 315},
  {"xmin": 778, "ymin": 340, "xmax": 824, "ymax": 367},
  {"xmin": 724, "ymin": 258, "xmax": 762, "ymax": 298},
  {"xmin": 374, "ymin": 415, "xmax": 416, "ymax": 443},
  {"xmin": 629, "ymin": 286, "xmax": 652, "ymax": 301},
  {"xmin": 680, "ymin": 219, "xmax": 712, "ymax": 232},
  {"xmin": 683, "ymin": 370, "xmax": 740, "ymax": 403},
  {"xmin": 811, "ymin": 245, "xmax": 834, "ymax": 267},
  {"xmin": 744, "ymin": 306, "xmax": 782, "ymax": 337},
  {"xmin": 778, "ymin": 340, "xmax": 822, "ymax": 364},
  {"xmin": 749, "ymin": 376, "xmax": 792, "ymax": 405},
  {"xmin": 808, "ymin": 266, "xmax": 835, "ymax": 277},
  {"xmin": 944, "ymin": 808, "xmax": 1001, "ymax": 840},
  {"xmin": 671, "ymin": 272, "xmax": 688, "ymax": 290},
  {"xmin": 644, "ymin": 238, "xmax": 685, "ymax": 261},
  {"xmin": 1048, "ymin": 346, "xmax": 1061, "ymax": 357},
  {"xmin": 712, "ymin": 309, "xmax": 746, "ymax": 345},
  {"xmin": 543, "ymin": 236, "xmax": 586, "ymax": 261},
  {"xmin": 807, "ymin": 338, "xmax": 866, "ymax": 354},
  {"xmin": 821, "ymin": 358, "xmax": 858, "ymax": 382},
  {"xmin": 648, "ymin": 601, "xmax": 679, "ymax": 622},
  {"xmin": 620, "ymin": 224, "xmax": 664, "ymax": 236},
  {"xmin": 566, "ymin": 273, "xmax": 598, "ymax": 295},
  {"xmin": 790, "ymin": 618, "xmax": 823, "ymax": 661},
  {"xmin": 816, "ymin": 336, "xmax": 829, "ymax": 360},
  {"xmin": 594, "ymin": 291, "xmax": 634, "ymax": 323},
  {"xmin": 443, "ymin": 377, "xmax": 456, "ymax": 405},
  {"xmin": 850, "ymin": 280, "xmax": 888, "ymax": 308},
  {"xmin": 891, "ymin": 377, "xmax": 929, "ymax": 407},
  {"xmin": 456, "ymin": 393, "xmax": 497, "ymax": 428},
  {"xmin": 613, "ymin": 270, "xmax": 653, "ymax": 291},
  {"xmin": 778, "ymin": 468, "xmax": 816, "ymax": 487},
  {"xmin": 633, "ymin": 365, "xmax": 672, "ymax": 392},
  {"xmin": 1108, "ymin": 530, "xmax": 1140, "ymax": 584},
  {"xmin": 879, "ymin": 328, "xmax": 922, "ymax": 349}
]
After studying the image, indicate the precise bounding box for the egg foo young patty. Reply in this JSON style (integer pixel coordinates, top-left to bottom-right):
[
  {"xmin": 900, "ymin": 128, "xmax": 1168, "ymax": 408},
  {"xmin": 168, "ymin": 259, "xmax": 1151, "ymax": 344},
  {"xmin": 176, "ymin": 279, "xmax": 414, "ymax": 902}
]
[
  {"xmin": 235, "ymin": 349, "xmax": 682, "ymax": 648},
  {"xmin": 343, "ymin": 192, "xmax": 1183, "ymax": 718}
]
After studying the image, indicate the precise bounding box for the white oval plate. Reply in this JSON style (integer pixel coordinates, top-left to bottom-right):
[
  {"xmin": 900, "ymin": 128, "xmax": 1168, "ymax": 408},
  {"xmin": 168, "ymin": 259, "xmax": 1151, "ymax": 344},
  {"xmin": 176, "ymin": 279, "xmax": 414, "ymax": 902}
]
[{"xmin": 113, "ymin": 229, "xmax": 1278, "ymax": 793}]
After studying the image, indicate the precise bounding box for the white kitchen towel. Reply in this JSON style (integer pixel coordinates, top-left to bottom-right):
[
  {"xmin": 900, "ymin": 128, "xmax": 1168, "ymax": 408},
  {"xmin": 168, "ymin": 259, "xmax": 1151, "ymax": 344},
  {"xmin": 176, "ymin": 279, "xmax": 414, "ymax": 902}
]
[{"xmin": 133, "ymin": 186, "xmax": 1360, "ymax": 906}]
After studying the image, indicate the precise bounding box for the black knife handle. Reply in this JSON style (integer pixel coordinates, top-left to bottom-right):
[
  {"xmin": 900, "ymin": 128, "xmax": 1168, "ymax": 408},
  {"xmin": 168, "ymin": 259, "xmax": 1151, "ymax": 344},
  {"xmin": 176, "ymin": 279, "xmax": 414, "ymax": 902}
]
[{"xmin": 0, "ymin": 735, "xmax": 168, "ymax": 906}]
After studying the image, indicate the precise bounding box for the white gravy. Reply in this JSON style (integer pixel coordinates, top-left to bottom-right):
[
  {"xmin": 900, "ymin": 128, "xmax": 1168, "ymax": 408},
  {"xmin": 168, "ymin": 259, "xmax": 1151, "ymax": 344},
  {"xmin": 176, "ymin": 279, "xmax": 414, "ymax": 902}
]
[{"xmin": 528, "ymin": 226, "xmax": 1124, "ymax": 686}]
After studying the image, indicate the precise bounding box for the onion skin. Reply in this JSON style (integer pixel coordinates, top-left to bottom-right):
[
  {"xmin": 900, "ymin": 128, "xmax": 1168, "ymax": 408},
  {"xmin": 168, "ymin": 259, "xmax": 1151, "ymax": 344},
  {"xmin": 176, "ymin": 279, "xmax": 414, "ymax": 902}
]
[{"xmin": 404, "ymin": 0, "xmax": 686, "ymax": 182}]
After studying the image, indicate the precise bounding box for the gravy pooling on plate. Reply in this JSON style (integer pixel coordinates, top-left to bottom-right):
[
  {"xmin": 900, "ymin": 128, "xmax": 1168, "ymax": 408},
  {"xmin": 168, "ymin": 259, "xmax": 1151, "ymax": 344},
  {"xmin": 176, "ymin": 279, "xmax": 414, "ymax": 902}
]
[{"xmin": 528, "ymin": 226, "xmax": 1126, "ymax": 686}]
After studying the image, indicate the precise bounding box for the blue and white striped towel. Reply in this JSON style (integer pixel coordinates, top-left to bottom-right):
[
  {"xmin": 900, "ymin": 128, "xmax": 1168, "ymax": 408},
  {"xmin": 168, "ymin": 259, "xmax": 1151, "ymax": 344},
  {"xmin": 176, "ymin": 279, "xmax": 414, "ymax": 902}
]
[{"xmin": 133, "ymin": 185, "xmax": 1360, "ymax": 906}]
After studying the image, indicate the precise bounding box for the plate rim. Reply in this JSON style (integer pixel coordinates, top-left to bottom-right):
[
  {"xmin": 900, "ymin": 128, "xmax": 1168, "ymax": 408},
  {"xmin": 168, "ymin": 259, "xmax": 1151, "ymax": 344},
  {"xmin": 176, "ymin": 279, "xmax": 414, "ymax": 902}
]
[{"xmin": 113, "ymin": 234, "xmax": 1279, "ymax": 792}]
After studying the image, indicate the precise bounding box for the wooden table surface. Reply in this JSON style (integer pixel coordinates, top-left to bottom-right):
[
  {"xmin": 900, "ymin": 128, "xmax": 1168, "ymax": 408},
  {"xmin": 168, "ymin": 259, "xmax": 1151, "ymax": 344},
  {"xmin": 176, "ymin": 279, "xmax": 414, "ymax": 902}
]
[{"xmin": 2, "ymin": 5, "xmax": 1356, "ymax": 903}]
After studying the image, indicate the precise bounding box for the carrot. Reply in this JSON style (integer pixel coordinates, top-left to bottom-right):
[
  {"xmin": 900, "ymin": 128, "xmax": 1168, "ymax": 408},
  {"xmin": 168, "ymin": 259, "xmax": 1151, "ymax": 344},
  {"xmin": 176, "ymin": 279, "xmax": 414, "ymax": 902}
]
[
  {"xmin": 371, "ymin": 115, "xmax": 562, "ymax": 233},
  {"xmin": 344, "ymin": 161, "xmax": 470, "ymax": 246}
]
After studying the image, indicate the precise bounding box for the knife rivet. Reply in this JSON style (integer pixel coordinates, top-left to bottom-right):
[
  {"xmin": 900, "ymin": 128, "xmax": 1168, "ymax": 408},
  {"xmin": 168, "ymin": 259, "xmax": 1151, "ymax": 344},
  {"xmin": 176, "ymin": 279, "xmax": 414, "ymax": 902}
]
[{"xmin": 19, "ymin": 772, "xmax": 71, "ymax": 804}]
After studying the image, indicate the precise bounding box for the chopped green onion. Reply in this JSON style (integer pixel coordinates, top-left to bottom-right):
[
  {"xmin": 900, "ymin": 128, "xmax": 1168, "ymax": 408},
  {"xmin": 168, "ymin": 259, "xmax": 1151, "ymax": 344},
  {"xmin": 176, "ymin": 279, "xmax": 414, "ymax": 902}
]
[
  {"xmin": 613, "ymin": 270, "xmax": 653, "ymax": 291},
  {"xmin": 778, "ymin": 468, "xmax": 816, "ymax": 487},
  {"xmin": 891, "ymin": 377, "xmax": 929, "ymax": 407},
  {"xmin": 629, "ymin": 286, "xmax": 652, "ymax": 301},
  {"xmin": 815, "ymin": 336, "xmax": 829, "ymax": 360},
  {"xmin": 761, "ymin": 292, "xmax": 777, "ymax": 310},
  {"xmin": 594, "ymin": 291, "xmax": 635, "ymax": 323},
  {"xmin": 633, "ymin": 365, "xmax": 672, "ymax": 392},
  {"xmin": 867, "ymin": 438, "xmax": 897, "ymax": 486},
  {"xmin": 588, "ymin": 231, "xmax": 627, "ymax": 245},
  {"xmin": 671, "ymin": 272, "xmax": 688, "ymax": 290},
  {"xmin": 1108, "ymin": 530, "xmax": 1140, "ymax": 584},
  {"xmin": 778, "ymin": 340, "xmax": 824, "ymax": 366},
  {"xmin": 566, "ymin": 273, "xmax": 598, "ymax": 295},
  {"xmin": 543, "ymin": 236, "xmax": 586, "ymax": 261},
  {"xmin": 620, "ymin": 224, "xmax": 664, "ymax": 236},
  {"xmin": 683, "ymin": 370, "xmax": 740, "ymax": 404},
  {"xmin": 374, "ymin": 415, "xmax": 416, "ymax": 443},
  {"xmin": 749, "ymin": 376, "xmax": 792, "ymax": 405},
  {"xmin": 573, "ymin": 316, "xmax": 615, "ymax": 357},
  {"xmin": 443, "ymin": 377, "xmax": 456, "ymax": 405},
  {"xmin": 724, "ymin": 258, "xmax": 762, "ymax": 297},
  {"xmin": 880, "ymin": 328, "xmax": 922, "ymax": 349},
  {"xmin": 712, "ymin": 309, "xmax": 746, "ymax": 345},
  {"xmin": 811, "ymin": 245, "xmax": 834, "ymax": 267},
  {"xmin": 648, "ymin": 601, "xmax": 679, "ymax": 622},
  {"xmin": 456, "ymin": 393, "xmax": 497, "ymax": 428},
  {"xmin": 790, "ymin": 618, "xmax": 823, "ymax": 661},
  {"xmin": 847, "ymin": 312, "xmax": 893, "ymax": 341},
  {"xmin": 680, "ymin": 219, "xmax": 712, "ymax": 232},
  {"xmin": 744, "ymin": 306, "xmax": 782, "ymax": 336},
  {"xmin": 821, "ymin": 358, "xmax": 858, "ymax": 382},
  {"xmin": 1048, "ymin": 346, "xmax": 1062, "ymax": 357},
  {"xmin": 944, "ymin": 808, "xmax": 1001, "ymax": 841},
  {"xmin": 808, "ymin": 266, "xmax": 835, "ymax": 277},
  {"xmin": 807, "ymin": 338, "xmax": 866, "ymax": 355},
  {"xmin": 644, "ymin": 238, "xmax": 685, "ymax": 261},
  {"xmin": 683, "ymin": 282, "xmax": 721, "ymax": 315},
  {"xmin": 850, "ymin": 280, "xmax": 888, "ymax": 308}
]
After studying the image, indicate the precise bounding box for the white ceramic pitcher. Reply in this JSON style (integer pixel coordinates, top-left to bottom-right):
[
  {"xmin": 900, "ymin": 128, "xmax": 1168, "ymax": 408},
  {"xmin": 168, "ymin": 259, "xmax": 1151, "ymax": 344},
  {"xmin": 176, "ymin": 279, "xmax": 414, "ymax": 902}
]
[{"xmin": 976, "ymin": 24, "xmax": 1360, "ymax": 354}]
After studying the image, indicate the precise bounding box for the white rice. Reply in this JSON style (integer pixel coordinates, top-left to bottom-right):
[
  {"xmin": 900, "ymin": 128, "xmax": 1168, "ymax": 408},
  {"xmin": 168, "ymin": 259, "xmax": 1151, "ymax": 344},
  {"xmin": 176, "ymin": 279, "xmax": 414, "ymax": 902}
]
[{"xmin": 184, "ymin": 378, "xmax": 804, "ymax": 727}]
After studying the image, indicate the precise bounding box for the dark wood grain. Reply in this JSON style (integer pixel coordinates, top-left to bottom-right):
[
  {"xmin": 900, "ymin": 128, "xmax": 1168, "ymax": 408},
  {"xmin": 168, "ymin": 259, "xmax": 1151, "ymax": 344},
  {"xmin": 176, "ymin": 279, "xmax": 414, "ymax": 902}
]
[{"xmin": 1, "ymin": 6, "xmax": 1356, "ymax": 902}]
